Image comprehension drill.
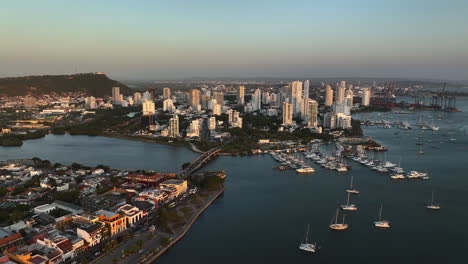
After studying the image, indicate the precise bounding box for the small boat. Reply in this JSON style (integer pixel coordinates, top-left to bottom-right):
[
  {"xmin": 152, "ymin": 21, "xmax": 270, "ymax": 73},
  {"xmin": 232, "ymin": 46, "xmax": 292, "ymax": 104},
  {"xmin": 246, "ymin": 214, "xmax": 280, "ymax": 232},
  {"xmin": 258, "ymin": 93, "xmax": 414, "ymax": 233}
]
[
  {"xmin": 296, "ymin": 167, "xmax": 315, "ymax": 173},
  {"xmin": 329, "ymin": 208, "xmax": 349, "ymax": 231},
  {"xmin": 426, "ymin": 191, "xmax": 441, "ymax": 210},
  {"xmin": 299, "ymin": 224, "xmax": 318, "ymax": 253},
  {"xmin": 374, "ymin": 204, "xmax": 390, "ymax": 228},
  {"xmin": 390, "ymin": 173, "xmax": 405, "ymax": 180},
  {"xmin": 341, "ymin": 192, "xmax": 358, "ymax": 211},
  {"xmin": 346, "ymin": 176, "xmax": 359, "ymax": 194}
]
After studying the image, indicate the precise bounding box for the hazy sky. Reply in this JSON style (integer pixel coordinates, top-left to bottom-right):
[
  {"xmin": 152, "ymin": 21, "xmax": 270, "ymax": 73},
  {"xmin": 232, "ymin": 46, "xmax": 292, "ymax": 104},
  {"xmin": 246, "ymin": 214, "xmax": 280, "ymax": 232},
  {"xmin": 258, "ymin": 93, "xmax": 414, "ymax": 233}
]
[{"xmin": 1, "ymin": 0, "xmax": 468, "ymax": 80}]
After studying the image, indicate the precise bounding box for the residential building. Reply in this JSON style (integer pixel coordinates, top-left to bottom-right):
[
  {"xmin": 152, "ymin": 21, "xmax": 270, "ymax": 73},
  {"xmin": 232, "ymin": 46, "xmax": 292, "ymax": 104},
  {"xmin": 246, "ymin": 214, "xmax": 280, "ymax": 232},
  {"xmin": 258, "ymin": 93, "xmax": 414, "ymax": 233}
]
[
  {"xmin": 208, "ymin": 116, "xmax": 216, "ymax": 131},
  {"xmin": 160, "ymin": 179, "xmax": 187, "ymax": 198},
  {"xmin": 290, "ymin": 81, "xmax": 302, "ymax": 115},
  {"xmin": 213, "ymin": 92, "xmax": 224, "ymax": 106},
  {"xmin": 336, "ymin": 113, "xmax": 352, "ymax": 129},
  {"xmin": 303, "ymin": 80, "xmax": 310, "ymax": 100},
  {"xmin": 117, "ymin": 204, "xmax": 145, "ymax": 227},
  {"xmin": 163, "ymin": 99, "xmax": 175, "ymax": 112},
  {"xmin": 304, "ymin": 99, "xmax": 318, "ymax": 127},
  {"xmin": 212, "ymin": 103, "xmax": 222, "ymax": 116},
  {"xmin": 325, "ymin": 85, "xmax": 334, "ymax": 106},
  {"xmin": 142, "ymin": 100, "xmax": 155, "ymax": 115},
  {"xmin": 282, "ymin": 102, "xmax": 293, "ymax": 126},
  {"xmin": 112, "ymin": 87, "xmax": 121, "ymax": 104},
  {"xmin": 362, "ymin": 88, "xmax": 371, "ymax": 106},
  {"xmin": 76, "ymin": 223, "xmax": 107, "ymax": 247},
  {"xmin": 133, "ymin": 92, "xmax": 142, "ymax": 105},
  {"xmin": 323, "ymin": 112, "xmax": 337, "ymax": 129},
  {"xmin": 163, "ymin": 87, "xmax": 171, "ymax": 99},
  {"xmin": 237, "ymin": 85, "xmax": 245, "ymax": 104},
  {"xmin": 168, "ymin": 115, "xmax": 179, "ymax": 138},
  {"xmin": 95, "ymin": 210, "xmax": 127, "ymax": 236},
  {"xmin": 189, "ymin": 89, "xmax": 200, "ymax": 108}
]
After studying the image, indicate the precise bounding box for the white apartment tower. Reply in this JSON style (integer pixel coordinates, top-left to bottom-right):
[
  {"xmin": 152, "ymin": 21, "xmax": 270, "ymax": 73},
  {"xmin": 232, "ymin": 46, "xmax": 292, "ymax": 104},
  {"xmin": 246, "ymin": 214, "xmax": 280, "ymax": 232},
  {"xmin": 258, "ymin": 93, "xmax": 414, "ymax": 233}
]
[
  {"xmin": 142, "ymin": 100, "xmax": 155, "ymax": 115},
  {"xmin": 325, "ymin": 85, "xmax": 334, "ymax": 106},
  {"xmin": 282, "ymin": 102, "xmax": 293, "ymax": 126},
  {"xmin": 163, "ymin": 87, "xmax": 171, "ymax": 99},
  {"xmin": 190, "ymin": 89, "xmax": 200, "ymax": 108},
  {"xmin": 168, "ymin": 115, "xmax": 179, "ymax": 138},
  {"xmin": 237, "ymin": 85, "xmax": 245, "ymax": 105},
  {"xmin": 112, "ymin": 87, "xmax": 121, "ymax": 104},
  {"xmin": 361, "ymin": 88, "xmax": 371, "ymax": 106},
  {"xmin": 303, "ymin": 80, "xmax": 310, "ymax": 100},
  {"xmin": 304, "ymin": 99, "xmax": 318, "ymax": 127}
]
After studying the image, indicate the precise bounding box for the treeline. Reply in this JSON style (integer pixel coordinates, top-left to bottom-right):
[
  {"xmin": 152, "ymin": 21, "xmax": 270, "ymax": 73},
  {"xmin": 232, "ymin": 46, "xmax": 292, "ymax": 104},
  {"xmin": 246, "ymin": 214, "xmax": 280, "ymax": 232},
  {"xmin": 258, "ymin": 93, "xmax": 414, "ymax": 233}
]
[{"xmin": 0, "ymin": 129, "xmax": 47, "ymax": 146}]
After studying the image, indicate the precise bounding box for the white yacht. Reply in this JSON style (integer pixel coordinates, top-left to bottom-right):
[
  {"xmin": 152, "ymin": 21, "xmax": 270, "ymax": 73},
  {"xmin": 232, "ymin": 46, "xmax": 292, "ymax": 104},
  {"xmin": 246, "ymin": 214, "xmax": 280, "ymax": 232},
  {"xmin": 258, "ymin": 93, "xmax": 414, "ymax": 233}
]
[
  {"xmin": 426, "ymin": 191, "xmax": 441, "ymax": 210},
  {"xmin": 299, "ymin": 224, "xmax": 318, "ymax": 253},
  {"xmin": 329, "ymin": 209, "xmax": 349, "ymax": 231},
  {"xmin": 374, "ymin": 204, "xmax": 390, "ymax": 228},
  {"xmin": 346, "ymin": 176, "xmax": 360, "ymax": 194},
  {"xmin": 341, "ymin": 192, "xmax": 358, "ymax": 211},
  {"xmin": 390, "ymin": 173, "xmax": 405, "ymax": 180},
  {"xmin": 407, "ymin": 171, "xmax": 428, "ymax": 179},
  {"xmin": 296, "ymin": 167, "xmax": 315, "ymax": 174}
]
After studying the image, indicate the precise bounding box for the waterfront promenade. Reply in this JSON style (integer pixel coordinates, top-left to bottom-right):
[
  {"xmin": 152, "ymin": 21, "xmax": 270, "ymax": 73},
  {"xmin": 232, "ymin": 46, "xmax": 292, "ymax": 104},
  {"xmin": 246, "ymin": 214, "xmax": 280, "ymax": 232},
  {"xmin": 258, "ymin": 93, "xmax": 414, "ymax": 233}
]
[{"xmin": 94, "ymin": 186, "xmax": 225, "ymax": 264}]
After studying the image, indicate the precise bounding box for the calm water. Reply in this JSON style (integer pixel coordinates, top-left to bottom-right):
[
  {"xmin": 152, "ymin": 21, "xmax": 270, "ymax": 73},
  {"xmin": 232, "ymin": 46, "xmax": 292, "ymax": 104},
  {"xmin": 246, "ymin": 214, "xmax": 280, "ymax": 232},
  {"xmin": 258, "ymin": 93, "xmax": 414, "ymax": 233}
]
[
  {"xmin": 1, "ymin": 99, "xmax": 467, "ymax": 263},
  {"xmin": 0, "ymin": 134, "xmax": 198, "ymax": 172}
]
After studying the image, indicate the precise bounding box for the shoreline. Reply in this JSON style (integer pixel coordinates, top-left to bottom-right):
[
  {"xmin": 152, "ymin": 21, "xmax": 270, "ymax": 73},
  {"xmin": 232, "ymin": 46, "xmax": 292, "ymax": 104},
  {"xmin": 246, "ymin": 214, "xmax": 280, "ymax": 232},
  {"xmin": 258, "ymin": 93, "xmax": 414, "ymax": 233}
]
[{"xmin": 141, "ymin": 186, "xmax": 225, "ymax": 264}]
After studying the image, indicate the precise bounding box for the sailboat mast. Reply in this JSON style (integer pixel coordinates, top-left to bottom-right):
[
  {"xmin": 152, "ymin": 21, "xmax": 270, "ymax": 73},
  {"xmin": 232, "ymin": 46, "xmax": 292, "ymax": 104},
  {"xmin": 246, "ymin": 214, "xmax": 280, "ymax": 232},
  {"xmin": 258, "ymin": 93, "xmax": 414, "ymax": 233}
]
[
  {"xmin": 350, "ymin": 176, "xmax": 354, "ymax": 189},
  {"xmin": 346, "ymin": 192, "xmax": 350, "ymax": 205},
  {"xmin": 379, "ymin": 204, "xmax": 383, "ymax": 221},
  {"xmin": 335, "ymin": 209, "xmax": 339, "ymax": 224},
  {"xmin": 305, "ymin": 224, "xmax": 309, "ymax": 244}
]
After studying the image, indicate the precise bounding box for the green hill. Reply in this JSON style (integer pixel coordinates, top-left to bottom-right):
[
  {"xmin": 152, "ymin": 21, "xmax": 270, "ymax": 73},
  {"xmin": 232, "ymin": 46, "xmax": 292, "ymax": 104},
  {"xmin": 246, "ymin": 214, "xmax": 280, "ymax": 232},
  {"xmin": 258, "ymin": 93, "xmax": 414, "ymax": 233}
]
[{"xmin": 0, "ymin": 73, "xmax": 131, "ymax": 97}]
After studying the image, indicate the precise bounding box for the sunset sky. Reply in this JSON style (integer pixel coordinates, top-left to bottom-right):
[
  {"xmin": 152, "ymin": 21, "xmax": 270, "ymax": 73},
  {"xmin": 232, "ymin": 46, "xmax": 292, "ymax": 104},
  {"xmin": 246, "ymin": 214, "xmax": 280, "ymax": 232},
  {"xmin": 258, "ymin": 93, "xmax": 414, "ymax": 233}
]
[{"xmin": 1, "ymin": 0, "xmax": 467, "ymax": 80}]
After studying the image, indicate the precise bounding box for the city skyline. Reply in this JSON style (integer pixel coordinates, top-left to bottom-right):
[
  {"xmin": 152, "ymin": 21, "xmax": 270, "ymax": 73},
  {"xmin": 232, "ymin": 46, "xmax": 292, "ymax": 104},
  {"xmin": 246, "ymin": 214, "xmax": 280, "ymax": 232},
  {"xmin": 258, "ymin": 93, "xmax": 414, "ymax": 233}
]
[{"xmin": 2, "ymin": 0, "xmax": 468, "ymax": 80}]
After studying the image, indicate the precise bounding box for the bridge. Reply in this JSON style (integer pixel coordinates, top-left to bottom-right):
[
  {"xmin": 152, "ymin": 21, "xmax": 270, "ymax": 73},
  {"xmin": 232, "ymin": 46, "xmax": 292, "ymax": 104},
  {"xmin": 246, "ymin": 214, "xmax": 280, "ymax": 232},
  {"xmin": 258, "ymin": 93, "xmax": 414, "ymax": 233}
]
[{"xmin": 182, "ymin": 147, "xmax": 221, "ymax": 175}]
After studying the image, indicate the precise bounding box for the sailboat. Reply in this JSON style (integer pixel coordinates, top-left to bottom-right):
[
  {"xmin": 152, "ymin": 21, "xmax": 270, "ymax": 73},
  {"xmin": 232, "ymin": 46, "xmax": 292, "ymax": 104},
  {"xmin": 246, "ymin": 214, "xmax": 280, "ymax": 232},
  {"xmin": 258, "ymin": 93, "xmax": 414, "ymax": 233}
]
[
  {"xmin": 299, "ymin": 224, "xmax": 318, "ymax": 253},
  {"xmin": 426, "ymin": 191, "xmax": 441, "ymax": 210},
  {"xmin": 418, "ymin": 144, "xmax": 424, "ymax": 154},
  {"xmin": 373, "ymin": 204, "xmax": 390, "ymax": 228},
  {"xmin": 341, "ymin": 192, "xmax": 358, "ymax": 211},
  {"xmin": 346, "ymin": 176, "xmax": 359, "ymax": 194},
  {"xmin": 329, "ymin": 208, "xmax": 349, "ymax": 230}
]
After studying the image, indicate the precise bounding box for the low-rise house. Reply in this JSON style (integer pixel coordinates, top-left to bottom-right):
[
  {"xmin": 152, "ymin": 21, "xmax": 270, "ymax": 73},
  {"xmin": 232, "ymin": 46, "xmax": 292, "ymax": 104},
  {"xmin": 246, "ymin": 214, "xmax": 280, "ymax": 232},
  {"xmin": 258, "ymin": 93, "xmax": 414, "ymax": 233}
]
[{"xmin": 0, "ymin": 229, "xmax": 24, "ymax": 252}]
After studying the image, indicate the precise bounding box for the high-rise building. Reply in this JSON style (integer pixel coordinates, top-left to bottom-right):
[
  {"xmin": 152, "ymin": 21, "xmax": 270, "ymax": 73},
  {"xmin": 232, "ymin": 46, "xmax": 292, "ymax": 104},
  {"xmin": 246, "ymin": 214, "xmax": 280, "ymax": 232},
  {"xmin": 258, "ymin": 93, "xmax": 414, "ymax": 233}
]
[
  {"xmin": 142, "ymin": 91, "xmax": 151, "ymax": 101},
  {"xmin": 112, "ymin": 87, "xmax": 121, "ymax": 104},
  {"xmin": 163, "ymin": 99, "xmax": 175, "ymax": 112},
  {"xmin": 323, "ymin": 112, "xmax": 337, "ymax": 129},
  {"xmin": 282, "ymin": 102, "xmax": 293, "ymax": 126},
  {"xmin": 189, "ymin": 89, "xmax": 200, "ymax": 108},
  {"xmin": 168, "ymin": 115, "xmax": 179, "ymax": 138},
  {"xmin": 208, "ymin": 117, "xmax": 216, "ymax": 131},
  {"xmin": 212, "ymin": 103, "xmax": 222, "ymax": 116},
  {"xmin": 303, "ymin": 80, "xmax": 310, "ymax": 100},
  {"xmin": 187, "ymin": 119, "xmax": 200, "ymax": 138},
  {"xmin": 142, "ymin": 100, "xmax": 155, "ymax": 115},
  {"xmin": 133, "ymin": 92, "xmax": 142, "ymax": 105},
  {"xmin": 290, "ymin": 81, "xmax": 303, "ymax": 115},
  {"xmin": 361, "ymin": 88, "xmax": 371, "ymax": 106},
  {"xmin": 304, "ymin": 99, "xmax": 318, "ymax": 127},
  {"xmin": 200, "ymin": 94, "xmax": 210, "ymax": 109},
  {"xmin": 237, "ymin": 86, "xmax": 245, "ymax": 105},
  {"xmin": 345, "ymin": 88, "xmax": 354, "ymax": 105},
  {"xmin": 262, "ymin": 91, "xmax": 270, "ymax": 105},
  {"xmin": 213, "ymin": 92, "xmax": 224, "ymax": 106},
  {"xmin": 163, "ymin": 87, "xmax": 171, "ymax": 99},
  {"xmin": 325, "ymin": 85, "xmax": 333, "ymax": 106},
  {"xmin": 208, "ymin": 98, "xmax": 217, "ymax": 110},
  {"xmin": 336, "ymin": 85, "xmax": 345, "ymax": 104},
  {"xmin": 251, "ymin": 89, "xmax": 262, "ymax": 111},
  {"xmin": 336, "ymin": 113, "xmax": 352, "ymax": 129},
  {"xmin": 84, "ymin": 96, "xmax": 96, "ymax": 109}
]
